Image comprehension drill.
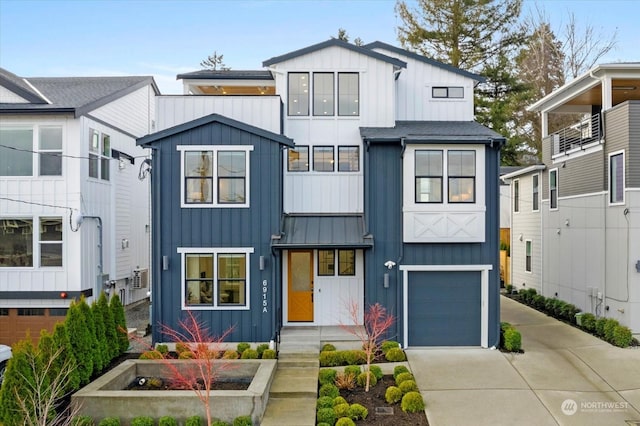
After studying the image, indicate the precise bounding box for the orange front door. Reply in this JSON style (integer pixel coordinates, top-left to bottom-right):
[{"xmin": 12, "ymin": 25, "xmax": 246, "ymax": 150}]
[{"xmin": 288, "ymin": 250, "xmax": 314, "ymax": 322}]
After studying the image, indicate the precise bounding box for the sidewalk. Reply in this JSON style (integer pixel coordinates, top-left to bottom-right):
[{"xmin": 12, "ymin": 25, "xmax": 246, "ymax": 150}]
[{"xmin": 407, "ymin": 296, "xmax": 640, "ymax": 426}]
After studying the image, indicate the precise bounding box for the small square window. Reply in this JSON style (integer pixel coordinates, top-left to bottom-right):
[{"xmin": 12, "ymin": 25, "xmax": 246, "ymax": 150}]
[
  {"xmin": 313, "ymin": 146, "xmax": 334, "ymax": 172},
  {"xmin": 288, "ymin": 146, "xmax": 309, "ymax": 172},
  {"xmin": 338, "ymin": 250, "xmax": 355, "ymax": 276},
  {"xmin": 338, "ymin": 146, "xmax": 359, "ymax": 172},
  {"xmin": 318, "ymin": 250, "xmax": 335, "ymax": 276}
]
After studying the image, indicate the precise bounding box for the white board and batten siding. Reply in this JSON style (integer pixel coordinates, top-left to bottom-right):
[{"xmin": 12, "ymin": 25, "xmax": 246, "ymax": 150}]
[
  {"xmin": 156, "ymin": 96, "xmax": 282, "ymax": 134},
  {"xmin": 0, "ymin": 86, "xmax": 30, "ymax": 103},
  {"xmin": 91, "ymin": 85, "xmax": 157, "ymax": 137}
]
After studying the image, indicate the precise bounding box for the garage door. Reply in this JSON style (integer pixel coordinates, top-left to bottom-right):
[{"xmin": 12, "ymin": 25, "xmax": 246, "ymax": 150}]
[{"xmin": 407, "ymin": 271, "xmax": 481, "ymax": 346}]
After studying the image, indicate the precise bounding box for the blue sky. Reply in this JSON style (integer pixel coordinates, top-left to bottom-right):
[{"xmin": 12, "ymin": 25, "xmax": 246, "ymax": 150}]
[{"xmin": 0, "ymin": 0, "xmax": 638, "ymax": 94}]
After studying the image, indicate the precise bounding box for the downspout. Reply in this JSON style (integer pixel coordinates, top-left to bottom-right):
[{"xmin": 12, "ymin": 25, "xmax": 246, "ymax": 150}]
[
  {"xmin": 491, "ymin": 138, "xmax": 502, "ymax": 349},
  {"xmin": 397, "ymin": 138, "xmax": 405, "ymax": 345}
]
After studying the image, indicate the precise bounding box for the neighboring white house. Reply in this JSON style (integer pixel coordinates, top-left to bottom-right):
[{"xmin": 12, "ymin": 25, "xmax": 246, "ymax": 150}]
[
  {"xmin": 0, "ymin": 68, "xmax": 159, "ymax": 344},
  {"xmin": 507, "ymin": 63, "xmax": 640, "ymax": 335}
]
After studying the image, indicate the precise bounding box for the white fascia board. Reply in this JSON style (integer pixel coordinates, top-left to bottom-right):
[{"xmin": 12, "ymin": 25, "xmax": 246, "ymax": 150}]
[{"xmin": 501, "ymin": 165, "xmax": 546, "ymax": 182}]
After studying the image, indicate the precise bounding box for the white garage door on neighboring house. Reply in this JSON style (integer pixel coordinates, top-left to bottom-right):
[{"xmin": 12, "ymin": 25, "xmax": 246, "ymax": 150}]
[{"xmin": 401, "ymin": 265, "xmax": 491, "ymax": 348}]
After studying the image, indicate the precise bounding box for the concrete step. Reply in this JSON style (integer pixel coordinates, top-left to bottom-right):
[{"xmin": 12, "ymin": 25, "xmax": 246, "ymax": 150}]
[
  {"xmin": 278, "ymin": 350, "xmax": 319, "ymax": 359},
  {"xmin": 261, "ymin": 397, "xmax": 317, "ymax": 426},
  {"xmin": 269, "ymin": 368, "xmax": 318, "ymax": 398},
  {"xmin": 277, "ymin": 359, "xmax": 319, "ymax": 369}
]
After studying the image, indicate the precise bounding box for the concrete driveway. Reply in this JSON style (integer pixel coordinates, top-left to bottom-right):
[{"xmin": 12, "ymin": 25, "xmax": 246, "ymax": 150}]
[{"xmin": 406, "ymin": 295, "xmax": 640, "ymax": 426}]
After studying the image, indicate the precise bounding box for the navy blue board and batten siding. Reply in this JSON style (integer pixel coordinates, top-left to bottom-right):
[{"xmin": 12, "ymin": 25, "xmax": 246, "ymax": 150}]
[
  {"xmin": 138, "ymin": 113, "xmax": 293, "ymax": 344},
  {"xmin": 363, "ymin": 135, "xmax": 503, "ymax": 347}
]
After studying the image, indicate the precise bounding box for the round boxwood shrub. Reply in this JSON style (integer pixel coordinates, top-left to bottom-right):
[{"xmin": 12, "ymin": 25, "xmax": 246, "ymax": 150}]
[
  {"xmin": 159, "ymin": 416, "xmax": 178, "ymax": 426},
  {"xmin": 369, "ymin": 365, "xmax": 383, "ymax": 380},
  {"xmin": 131, "ymin": 417, "xmax": 154, "ymax": 426},
  {"xmin": 139, "ymin": 350, "xmax": 163, "ymax": 360},
  {"xmin": 399, "ymin": 379, "xmax": 418, "ymax": 394},
  {"xmin": 322, "ymin": 343, "xmax": 337, "ymax": 352},
  {"xmin": 261, "ymin": 349, "xmax": 277, "ymax": 359},
  {"xmin": 317, "ymin": 396, "xmax": 336, "ymax": 409},
  {"xmin": 334, "ymin": 402, "xmax": 350, "ymax": 418},
  {"xmin": 395, "ymin": 372, "xmax": 415, "ymax": 386},
  {"xmin": 233, "ymin": 415, "xmax": 252, "ymax": 426},
  {"xmin": 393, "ymin": 365, "xmax": 410, "ymax": 379},
  {"xmin": 317, "ymin": 407, "xmax": 337, "ymax": 425},
  {"xmin": 401, "ymin": 391, "xmax": 426, "ymax": 413},
  {"xmin": 241, "ymin": 349, "xmax": 259, "ymax": 359},
  {"xmin": 381, "ymin": 340, "xmax": 400, "ymax": 354},
  {"xmin": 236, "ymin": 343, "xmax": 250, "ymax": 354},
  {"xmin": 319, "ymin": 383, "xmax": 340, "ymax": 399},
  {"xmin": 503, "ymin": 327, "xmax": 522, "ymax": 352},
  {"xmin": 334, "ymin": 396, "xmax": 348, "ymax": 406},
  {"xmin": 613, "ymin": 325, "xmax": 633, "ymax": 347},
  {"xmin": 344, "ymin": 365, "xmax": 361, "ymax": 376},
  {"xmin": 320, "ymin": 350, "xmax": 344, "ymax": 367},
  {"xmin": 179, "ymin": 351, "xmax": 195, "ymax": 359},
  {"xmin": 317, "ymin": 423, "xmax": 331, "ymax": 426},
  {"xmin": 342, "ymin": 350, "xmax": 366, "ymax": 365},
  {"xmin": 385, "ymin": 385, "xmax": 403, "ymax": 404},
  {"xmin": 212, "ymin": 422, "xmax": 229, "ymax": 426},
  {"xmin": 98, "ymin": 418, "xmax": 121, "ymax": 426},
  {"xmin": 319, "ymin": 368, "xmax": 338, "ymax": 386},
  {"xmin": 347, "ymin": 403, "xmax": 368, "ymax": 420},
  {"xmin": 603, "ymin": 318, "xmax": 620, "ymax": 343},
  {"xmin": 335, "ymin": 417, "xmax": 356, "ymax": 426},
  {"xmin": 385, "ymin": 347, "xmax": 406, "ymax": 362},
  {"xmin": 155, "ymin": 344, "xmax": 169, "ymax": 355},
  {"xmin": 222, "ymin": 349, "xmax": 239, "ymax": 359},
  {"xmin": 256, "ymin": 343, "xmax": 269, "ymax": 358},
  {"xmin": 185, "ymin": 416, "xmax": 202, "ymax": 426},
  {"xmin": 356, "ymin": 371, "xmax": 377, "ymax": 388},
  {"xmin": 72, "ymin": 416, "xmax": 95, "ymax": 426}
]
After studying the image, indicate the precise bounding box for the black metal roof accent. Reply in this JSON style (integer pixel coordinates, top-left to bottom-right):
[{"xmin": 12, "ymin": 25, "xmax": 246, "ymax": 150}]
[
  {"xmin": 263, "ymin": 39, "xmax": 406, "ymax": 68},
  {"xmin": 272, "ymin": 214, "xmax": 373, "ymax": 249},
  {"xmin": 177, "ymin": 70, "xmax": 274, "ymax": 81},
  {"xmin": 137, "ymin": 112, "xmax": 294, "ymax": 147},
  {"xmin": 362, "ymin": 42, "xmax": 485, "ymax": 83},
  {"xmin": 360, "ymin": 121, "xmax": 505, "ymax": 144}
]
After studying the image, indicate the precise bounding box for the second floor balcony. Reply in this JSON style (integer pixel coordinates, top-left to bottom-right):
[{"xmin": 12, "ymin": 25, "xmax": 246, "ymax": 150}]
[{"xmin": 546, "ymin": 113, "xmax": 602, "ymax": 157}]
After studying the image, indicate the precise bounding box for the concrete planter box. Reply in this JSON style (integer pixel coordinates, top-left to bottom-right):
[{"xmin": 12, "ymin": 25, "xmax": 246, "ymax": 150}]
[{"xmin": 72, "ymin": 359, "xmax": 277, "ymax": 425}]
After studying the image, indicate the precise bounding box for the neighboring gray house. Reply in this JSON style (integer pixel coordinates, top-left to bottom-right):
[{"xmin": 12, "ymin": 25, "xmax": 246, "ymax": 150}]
[
  {"xmin": 507, "ymin": 63, "xmax": 640, "ymax": 335},
  {"xmin": 139, "ymin": 39, "xmax": 505, "ymax": 347}
]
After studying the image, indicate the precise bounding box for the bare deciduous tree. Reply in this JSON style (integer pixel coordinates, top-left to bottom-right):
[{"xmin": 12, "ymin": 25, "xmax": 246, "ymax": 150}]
[{"xmin": 563, "ymin": 12, "xmax": 617, "ymax": 79}]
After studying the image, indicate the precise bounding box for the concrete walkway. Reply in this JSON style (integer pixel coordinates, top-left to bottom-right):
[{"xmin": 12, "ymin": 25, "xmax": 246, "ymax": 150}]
[{"xmin": 407, "ymin": 296, "xmax": 640, "ymax": 426}]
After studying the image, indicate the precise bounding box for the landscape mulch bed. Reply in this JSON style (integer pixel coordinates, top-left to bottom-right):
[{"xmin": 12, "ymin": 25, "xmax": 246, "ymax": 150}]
[{"xmin": 337, "ymin": 375, "xmax": 429, "ymax": 426}]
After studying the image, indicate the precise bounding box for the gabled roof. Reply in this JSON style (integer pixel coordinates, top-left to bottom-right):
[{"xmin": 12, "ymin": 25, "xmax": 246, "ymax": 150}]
[
  {"xmin": 363, "ymin": 41, "xmax": 485, "ymax": 83},
  {"xmin": 360, "ymin": 121, "xmax": 505, "ymax": 144},
  {"xmin": 0, "ymin": 70, "xmax": 160, "ymax": 117},
  {"xmin": 177, "ymin": 70, "xmax": 274, "ymax": 81},
  {"xmin": 0, "ymin": 68, "xmax": 48, "ymax": 103},
  {"xmin": 263, "ymin": 38, "xmax": 407, "ymax": 68},
  {"xmin": 137, "ymin": 113, "xmax": 294, "ymax": 147}
]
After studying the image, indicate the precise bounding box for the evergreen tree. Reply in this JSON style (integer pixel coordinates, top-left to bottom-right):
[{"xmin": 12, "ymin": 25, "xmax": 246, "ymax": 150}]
[
  {"xmin": 77, "ymin": 298, "xmax": 99, "ymax": 378},
  {"xmin": 51, "ymin": 322, "xmax": 80, "ymax": 393},
  {"xmin": 66, "ymin": 299, "xmax": 94, "ymax": 385},
  {"xmin": 110, "ymin": 294, "xmax": 129, "ymax": 355},
  {"xmin": 0, "ymin": 338, "xmax": 39, "ymax": 425},
  {"xmin": 98, "ymin": 292, "xmax": 118, "ymax": 362},
  {"xmin": 91, "ymin": 300, "xmax": 108, "ymax": 373}
]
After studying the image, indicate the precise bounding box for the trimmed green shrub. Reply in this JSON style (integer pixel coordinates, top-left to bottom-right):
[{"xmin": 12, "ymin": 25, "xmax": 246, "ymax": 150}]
[
  {"xmin": 595, "ymin": 317, "xmax": 608, "ymax": 337},
  {"xmin": 551, "ymin": 299, "xmax": 566, "ymax": 318},
  {"xmin": 319, "ymin": 350, "xmax": 343, "ymax": 367},
  {"xmin": 317, "ymin": 423, "xmax": 331, "ymax": 426},
  {"xmin": 395, "ymin": 372, "xmax": 415, "ymax": 386},
  {"xmin": 319, "ymin": 383, "xmax": 340, "ymax": 399},
  {"xmin": 385, "ymin": 385, "xmax": 403, "ymax": 403},
  {"xmin": 561, "ymin": 303, "xmax": 580, "ymax": 323},
  {"xmin": 316, "ymin": 407, "xmax": 337, "ymax": 425},
  {"xmin": 334, "ymin": 396, "xmax": 347, "ymax": 406},
  {"xmin": 317, "ymin": 396, "xmax": 336, "ymax": 409},
  {"xmin": 347, "ymin": 403, "xmax": 368, "ymax": 420},
  {"xmin": 333, "ymin": 403, "xmax": 350, "ymax": 418},
  {"xmin": 532, "ymin": 294, "xmax": 546, "ymax": 311},
  {"xmin": 503, "ymin": 327, "xmax": 522, "ymax": 352},
  {"xmin": 176, "ymin": 342, "xmax": 190, "ymax": 355},
  {"xmin": 233, "ymin": 415, "xmax": 252, "ymax": 426},
  {"xmin": 342, "ymin": 350, "xmax": 366, "ymax": 365},
  {"xmin": 604, "ymin": 318, "xmax": 620, "ymax": 343},
  {"xmin": 319, "ymin": 368, "xmax": 338, "ymax": 385},
  {"xmin": 178, "ymin": 351, "xmax": 195, "ymax": 359},
  {"xmin": 185, "ymin": 416, "xmax": 202, "ymax": 426},
  {"xmin": 399, "ymin": 379, "xmax": 418, "ymax": 394},
  {"xmin": 321, "ymin": 343, "xmax": 337, "ymax": 352},
  {"xmin": 222, "ymin": 349, "xmax": 239, "ymax": 359},
  {"xmin": 72, "ymin": 415, "xmax": 95, "ymax": 426},
  {"xmin": 581, "ymin": 313, "xmax": 597, "ymax": 332},
  {"xmin": 385, "ymin": 347, "xmax": 406, "ymax": 362},
  {"xmin": 98, "ymin": 418, "xmax": 121, "ymax": 426},
  {"xmin": 66, "ymin": 298, "xmax": 94, "ymax": 385},
  {"xmin": 344, "ymin": 365, "xmax": 361, "ymax": 376},
  {"xmin": 393, "ymin": 365, "xmax": 410, "ymax": 379},
  {"xmin": 256, "ymin": 343, "xmax": 269, "ymax": 358},
  {"xmin": 237, "ymin": 343, "xmax": 251, "ymax": 354},
  {"xmin": 381, "ymin": 340, "xmax": 400, "ymax": 354},
  {"xmin": 401, "ymin": 391, "xmax": 426, "ymax": 413},
  {"xmin": 544, "ymin": 297, "xmax": 556, "ymax": 315},
  {"xmin": 613, "ymin": 325, "xmax": 633, "ymax": 348},
  {"xmin": 159, "ymin": 416, "xmax": 178, "ymax": 426},
  {"xmin": 212, "ymin": 421, "xmax": 229, "ymax": 426},
  {"xmin": 156, "ymin": 344, "xmax": 169, "ymax": 355},
  {"xmin": 369, "ymin": 365, "xmax": 383, "ymax": 380},
  {"xmin": 98, "ymin": 292, "xmax": 119, "ymax": 362},
  {"xmin": 46, "ymin": 322, "xmax": 81, "ymax": 394},
  {"xmin": 131, "ymin": 416, "xmax": 154, "ymax": 426},
  {"xmin": 109, "ymin": 294, "xmax": 129, "ymax": 355},
  {"xmin": 356, "ymin": 371, "xmax": 377, "ymax": 388},
  {"xmin": 335, "ymin": 417, "xmax": 356, "ymax": 426},
  {"xmin": 261, "ymin": 349, "xmax": 277, "ymax": 359},
  {"xmin": 505, "ymin": 284, "xmax": 514, "ymax": 294},
  {"xmin": 241, "ymin": 349, "xmax": 259, "ymax": 359},
  {"xmin": 139, "ymin": 350, "xmax": 163, "ymax": 360}
]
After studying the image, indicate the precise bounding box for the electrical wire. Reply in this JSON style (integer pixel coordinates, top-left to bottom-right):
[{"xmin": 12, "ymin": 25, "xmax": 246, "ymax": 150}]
[
  {"xmin": 0, "ymin": 196, "xmax": 81, "ymax": 232},
  {"xmin": 0, "ymin": 143, "xmax": 149, "ymax": 161}
]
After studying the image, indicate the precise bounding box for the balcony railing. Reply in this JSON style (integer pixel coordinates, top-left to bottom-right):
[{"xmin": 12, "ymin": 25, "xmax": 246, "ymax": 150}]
[{"xmin": 546, "ymin": 113, "xmax": 602, "ymax": 157}]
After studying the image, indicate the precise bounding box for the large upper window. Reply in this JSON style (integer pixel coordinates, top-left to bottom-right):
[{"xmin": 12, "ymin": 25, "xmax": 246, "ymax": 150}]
[
  {"xmin": 0, "ymin": 126, "xmax": 63, "ymax": 177},
  {"xmin": 313, "ymin": 146, "xmax": 334, "ymax": 172},
  {"xmin": 179, "ymin": 248, "xmax": 252, "ymax": 310},
  {"xmin": 448, "ymin": 150, "xmax": 475, "ymax": 203},
  {"xmin": 89, "ymin": 129, "xmax": 110, "ymax": 180},
  {"xmin": 338, "ymin": 73, "xmax": 359, "ymax": 116},
  {"xmin": 609, "ymin": 151, "xmax": 624, "ymax": 204},
  {"xmin": 0, "ymin": 217, "xmax": 63, "ymax": 268},
  {"xmin": 549, "ymin": 169, "xmax": 558, "ymax": 210},
  {"xmin": 532, "ymin": 175, "xmax": 539, "ymax": 211},
  {"xmin": 415, "ymin": 149, "xmax": 475, "ymax": 203},
  {"xmin": 287, "ymin": 145, "xmax": 359, "ymax": 173},
  {"xmin": 288, "ymin": 146, "xmax": 309, "ymax": 172},
  {"xmin": 415, "ymin": 150, "xmax": 443, "ymax": 203},
  {"xmin": 288, "ymin": 73, "xmax": 309, "ymax": 116},
  {"xmin": 179, "ymin": 145, "xmax": 252, "ymax": 208},
  {"xmin": 313, "ymin": 73, "xmax": 334, "ymax": 116}
]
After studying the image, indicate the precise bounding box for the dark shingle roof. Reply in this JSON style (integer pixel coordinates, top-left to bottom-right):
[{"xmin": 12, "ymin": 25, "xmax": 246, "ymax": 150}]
[
  {"xmin": 177, "ymin": 70, "xmax": 274, "ymax": 80},
  {"xmin": 1, "ymin": 71, "xmax": 159, "ymax": 117},
  {"xmin": 363, "ymin": 42, "xmax": 485, "ymax": 83},
  {"xmin": 263, "ymin": 39, "xmax": 406, "ymax": 68},
  {"xmin": 360, "ymin": 121, "xmax": 505, "ymax": 143},
  {"xmin": 0, "ymin": 68, "xmax": 48, "ymax": 103}
]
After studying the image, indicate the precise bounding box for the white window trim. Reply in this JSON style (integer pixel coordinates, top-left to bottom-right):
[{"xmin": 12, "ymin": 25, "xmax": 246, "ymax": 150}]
[
  {"xmin": 177, "ymin": 247, "xmax": 254, "ymax": 311},
  {"xmin": 0, "ymin": 123, "xmax": 65, "ymax": 179},
  {"xmin": 525, "ymin": 239, "xmax": 532, "ymax": 274},
  {"xmin": 608, "ymin": 150, "xmax": 625, "ymax": 206},
  {"xmin": 532, "ymin": 174, "xmax": 540, "ymax": 212},
  {"xmin": 0, "ymin": 216, "xmax": 64, "ymax": 269},
  {"xmin": 549, "ymin": 168, "xmax": 559, "ymax": 211},
  {"xmin": 178, "ymin": 145, "xmax": 253, "ymax": 208},
  {"xmin": 88, "ymin": 128, "xmax": 111, "ymax": 181},
  {"xmin": 513, "ymin": 178, "xmax": 520, "ymax": 214}
]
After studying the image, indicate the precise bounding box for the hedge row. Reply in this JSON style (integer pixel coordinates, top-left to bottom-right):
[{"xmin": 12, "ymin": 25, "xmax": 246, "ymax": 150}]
[
  {"xmin": 0, "ymin": 293, "xmax": 128, "ymax": 425},
  {"xmin": 512, "ymin": 288, "xmax": 633, "ymax": 348},
  {"xmin": 74, "ymin": 414, "xmax": 253, "ymax": 425}
]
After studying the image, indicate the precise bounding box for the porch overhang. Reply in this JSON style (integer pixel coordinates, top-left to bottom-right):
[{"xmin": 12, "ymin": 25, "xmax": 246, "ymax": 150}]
[{"xmin": 271, "ymin": 214, "xmax": 373, "ymax": 249}]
